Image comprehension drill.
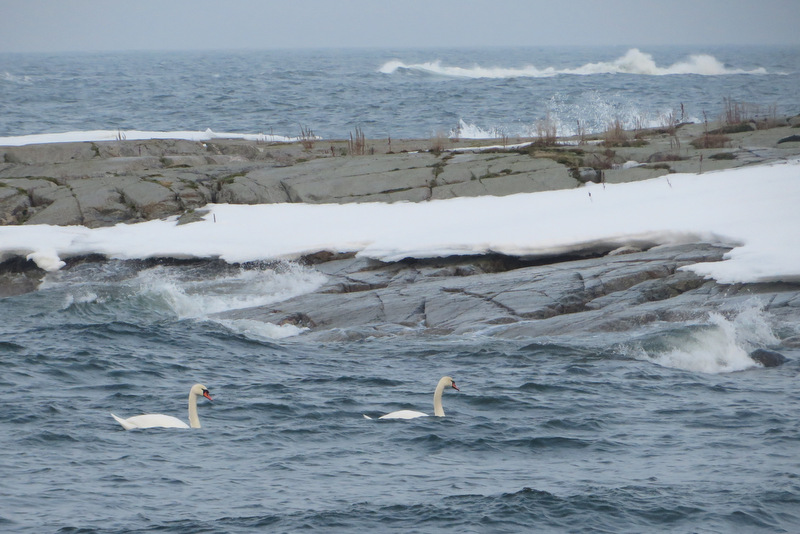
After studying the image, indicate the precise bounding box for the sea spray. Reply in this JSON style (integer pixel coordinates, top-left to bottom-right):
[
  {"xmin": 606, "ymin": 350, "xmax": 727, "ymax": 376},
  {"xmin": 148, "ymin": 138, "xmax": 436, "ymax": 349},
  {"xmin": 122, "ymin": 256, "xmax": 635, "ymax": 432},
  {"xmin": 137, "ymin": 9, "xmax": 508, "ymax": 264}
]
[
  {"xmin": 379, "ymin": 49, "xmax": 770, "ymax": 79},
  {"xmin": 453, "ymin": 90, "xmax": 685, "ymax": 139},
  {"xmin": 625, "ymin": 301, "xmax": 779, "ymax": 374},
  {"xmin": 43, "ymin": 259, "xmax": 327, "ymax": 329},
  {"xmin": 134, "ymin": 262, "xmax": 327, "ymax": 320},
  {"xmin": 450, "ymin": 119, "xmax": 501, "ymax": 140}
]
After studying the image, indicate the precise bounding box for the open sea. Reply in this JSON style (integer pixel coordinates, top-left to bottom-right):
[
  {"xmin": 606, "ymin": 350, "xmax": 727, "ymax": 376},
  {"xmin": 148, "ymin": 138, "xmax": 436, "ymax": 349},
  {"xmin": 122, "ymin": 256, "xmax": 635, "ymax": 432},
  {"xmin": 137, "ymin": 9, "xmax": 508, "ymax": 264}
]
[
  {"xmin": 1, "ymin": 45, "xmax": 799, "ymax": 140},
  {"xmin": 1, "ymin": 46, "xmax": 800, "ymax": 533}
]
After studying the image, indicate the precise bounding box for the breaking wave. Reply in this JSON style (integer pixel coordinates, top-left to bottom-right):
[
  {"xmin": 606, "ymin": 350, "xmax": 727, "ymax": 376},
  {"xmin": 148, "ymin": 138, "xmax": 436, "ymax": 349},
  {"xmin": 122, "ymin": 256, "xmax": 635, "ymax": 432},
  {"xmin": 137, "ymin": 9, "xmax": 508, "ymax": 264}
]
[
  {"xmin": 52, "ymin": 260, "xmax": 327, "ymax": 339},
  {"xmin": 622, "ymin": 301, "xmax": 780, "ymax": 374},
  {"xmin": 133, "ymin": 263, "xmax": 326, "ymax": 320},
  {"xmin": 380, "ymin": 48, "xmax": 769, "ymax": 79}
]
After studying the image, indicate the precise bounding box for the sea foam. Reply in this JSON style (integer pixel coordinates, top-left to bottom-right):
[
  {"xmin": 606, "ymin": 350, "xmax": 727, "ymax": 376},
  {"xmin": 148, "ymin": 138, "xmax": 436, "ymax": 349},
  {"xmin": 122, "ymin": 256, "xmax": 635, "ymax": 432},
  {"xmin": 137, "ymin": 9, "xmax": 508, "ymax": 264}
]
[
  {"xmin": 630, "ymin": 302, "xmax": 780, "ymax": 374},
  {"xmin": 134, "ymin": 263, "xmax": 326, "ymax": 320},
  {"xmin": 380, "ymin": 48, "xmax": 769, "ymax": 79}
]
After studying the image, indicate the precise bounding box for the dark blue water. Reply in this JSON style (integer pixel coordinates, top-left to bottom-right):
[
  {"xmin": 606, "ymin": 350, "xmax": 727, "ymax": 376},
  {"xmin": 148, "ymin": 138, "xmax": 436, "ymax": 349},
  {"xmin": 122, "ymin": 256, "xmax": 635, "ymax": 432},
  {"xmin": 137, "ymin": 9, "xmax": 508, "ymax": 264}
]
[
  {"xmin": 1, "ymin": 46, "xmax": 798, "ymax": 140},
  {"xmin": 1, "ymin": 260, "xmax": 799, "ymax": 533}
]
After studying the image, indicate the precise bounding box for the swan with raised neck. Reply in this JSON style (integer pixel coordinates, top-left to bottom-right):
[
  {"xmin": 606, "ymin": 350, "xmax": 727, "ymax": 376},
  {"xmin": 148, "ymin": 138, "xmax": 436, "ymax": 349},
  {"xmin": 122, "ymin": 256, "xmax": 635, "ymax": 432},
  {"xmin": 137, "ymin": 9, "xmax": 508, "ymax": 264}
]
[
  {"xmin": 368, "ymin": 376, "xmax": 459, "ymax": 420},
  {"xmin": 111, "ymin": 383, "xmax": 212, "ymax": 430}
]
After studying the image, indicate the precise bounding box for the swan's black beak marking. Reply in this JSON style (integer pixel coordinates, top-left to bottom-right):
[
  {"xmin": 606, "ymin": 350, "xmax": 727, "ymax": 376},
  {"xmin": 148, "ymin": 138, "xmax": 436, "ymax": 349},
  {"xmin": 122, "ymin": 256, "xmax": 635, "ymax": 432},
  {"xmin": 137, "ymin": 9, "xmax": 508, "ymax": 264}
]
[
  {"xmin": 451, "ymin": 381, "xmax": 459, "ymax": 391},
  {"xmin": 203, "ymin": 390, "xmax": 213, "ymax": 401}
]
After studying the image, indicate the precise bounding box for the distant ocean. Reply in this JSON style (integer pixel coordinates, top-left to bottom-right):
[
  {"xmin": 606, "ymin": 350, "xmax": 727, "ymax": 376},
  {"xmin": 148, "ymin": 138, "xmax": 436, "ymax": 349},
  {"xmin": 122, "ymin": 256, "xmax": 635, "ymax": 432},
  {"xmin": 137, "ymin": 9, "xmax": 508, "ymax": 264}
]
[
  {"xmin": 1, "ymin": 45, "xmax": 798, "ymax": 142},
  {"xmin": 2, "ymin": 46, "xmax": 800, "ymax": 534}
]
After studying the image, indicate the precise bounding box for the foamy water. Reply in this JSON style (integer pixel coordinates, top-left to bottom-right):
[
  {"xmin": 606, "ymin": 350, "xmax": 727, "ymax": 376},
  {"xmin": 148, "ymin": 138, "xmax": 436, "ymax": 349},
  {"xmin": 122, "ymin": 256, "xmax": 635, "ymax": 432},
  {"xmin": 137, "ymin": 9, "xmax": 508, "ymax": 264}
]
[
  {"xmin": 379, "ymin": 48, "xmax": 770, "ymax": 78},
  {"xmin": 47, "ymin": 260, "xmax": 327, "ymax": 338},
  {"xmin": 627, "ymin": 302, "xmax": 781, "ymax": 374}
]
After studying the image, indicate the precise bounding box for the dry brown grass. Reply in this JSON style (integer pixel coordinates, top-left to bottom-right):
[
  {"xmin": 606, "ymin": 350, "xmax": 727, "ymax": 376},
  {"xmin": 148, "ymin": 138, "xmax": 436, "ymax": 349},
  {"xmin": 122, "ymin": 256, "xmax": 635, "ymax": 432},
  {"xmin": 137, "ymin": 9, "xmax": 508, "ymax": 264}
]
[
  {"xmin": 603, "ymin": 118, "xmax": 628, "ymax": 147},
  {"xmin": 348, "ymin": 127, "xmax": 366, "ymax": 156},
  {"xmin": 693, "ymin": 110, "xmax": 731, "ymax": 149},
  {"xmin": 299, "ymin": 125, "xmax": 315, "ymax": 149},
  {"xmin": 429, "ymin": 131, "xmax": 448, "ymax": 155},
  {"xmin": 660, "ymin": 109, "xmax": 680, "ymax": 136},
  {"xmin": 721, "ymin": 97, "xmax": 783, "ymax": 130},
  {"xmin": 575, "ymin": 119, "xmax": 587, "ymax": 145},
  {"xmin": 534, "ymin": 113, "xmax": 558, "ymax": 146},
  {"xmin": 723, "ymin": 97, "xmax": 753, "ymax": 125}
]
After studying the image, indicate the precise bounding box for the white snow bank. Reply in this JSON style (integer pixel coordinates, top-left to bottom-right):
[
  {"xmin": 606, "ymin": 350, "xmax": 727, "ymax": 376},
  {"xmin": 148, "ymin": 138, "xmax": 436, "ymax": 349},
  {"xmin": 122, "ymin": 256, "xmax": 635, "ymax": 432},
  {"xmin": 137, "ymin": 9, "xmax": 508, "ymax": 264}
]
[
  {"xmin": 1, "ymin": 159, "xmax": 798, "ymax": 285},
  {"xmin": 0, "ymin": 128, "xmax": 297, "ymax": 147}
]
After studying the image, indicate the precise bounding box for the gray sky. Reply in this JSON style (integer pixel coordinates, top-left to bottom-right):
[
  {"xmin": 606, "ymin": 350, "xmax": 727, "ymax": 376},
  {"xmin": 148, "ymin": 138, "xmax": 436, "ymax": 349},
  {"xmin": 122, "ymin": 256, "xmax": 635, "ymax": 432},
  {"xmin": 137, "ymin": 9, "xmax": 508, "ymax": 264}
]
[{"xmin": 2, "ymin": 0, "xmax": 799, "ymax": 53}]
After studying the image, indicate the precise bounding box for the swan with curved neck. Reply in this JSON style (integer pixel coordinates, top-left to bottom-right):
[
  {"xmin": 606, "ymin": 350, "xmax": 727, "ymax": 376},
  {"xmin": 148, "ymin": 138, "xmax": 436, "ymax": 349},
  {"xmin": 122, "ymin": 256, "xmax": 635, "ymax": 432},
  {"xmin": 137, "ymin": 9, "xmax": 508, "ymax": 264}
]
[
  {"xmin": 367, "ymin": 376, "xmax": 459, "ymax": 420},
  {"xmin": 111, "ymin": 384, "xmax": 212, "ymax": 430}
]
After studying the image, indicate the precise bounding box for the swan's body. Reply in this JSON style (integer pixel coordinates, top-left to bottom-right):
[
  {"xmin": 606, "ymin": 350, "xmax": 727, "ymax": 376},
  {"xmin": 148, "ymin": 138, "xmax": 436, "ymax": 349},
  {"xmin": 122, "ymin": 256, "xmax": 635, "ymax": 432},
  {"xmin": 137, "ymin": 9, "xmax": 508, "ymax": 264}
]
[
  {"xmin": 377, "ymin": 409, "xmax": 430, "ymax": 420},
  {"xmin": 366, "ymin": 376, "xmax": 459, "ymax": 420},
  {"xmin": 111, "ymin": 383, "xmax": 212, "ymax": 430}
]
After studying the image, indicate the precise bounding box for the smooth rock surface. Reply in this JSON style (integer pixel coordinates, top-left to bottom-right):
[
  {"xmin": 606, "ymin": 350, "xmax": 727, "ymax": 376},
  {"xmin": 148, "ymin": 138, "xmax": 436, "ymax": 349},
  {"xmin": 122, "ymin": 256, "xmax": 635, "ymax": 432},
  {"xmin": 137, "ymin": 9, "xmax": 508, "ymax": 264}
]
[
  {"xmin": 3, "ymin": 121, "xmax": 799, "ymax": 228},
  {"xmin": 213, "ymin": 244, "xmax": 800, "ymax": 344}
]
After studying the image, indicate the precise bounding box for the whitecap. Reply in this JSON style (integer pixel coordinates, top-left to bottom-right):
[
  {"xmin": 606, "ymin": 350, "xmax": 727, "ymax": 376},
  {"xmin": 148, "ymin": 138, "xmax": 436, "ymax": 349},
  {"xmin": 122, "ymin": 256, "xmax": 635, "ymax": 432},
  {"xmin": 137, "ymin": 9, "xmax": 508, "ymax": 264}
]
[
  {"xmin": 2, "ymin": 71, "xmax": 33, "ymax": 84},
  {"xmin": 629, "ymin": 301, "xmax": 780, "ymax": 374},
  {"xmin": 215, "ymin": 318, "xmax": 308, "ymax": 341},
  {"xmin": 379, "ymin": 49, "xmax": 770, "ymax": 80},
  {"xmin": 450, "ymin": 119, "xmax": 501, "ymax": 139},
  {"xmin": 133, "ymin": 263, "xmax": 327, "ymax": 320}
]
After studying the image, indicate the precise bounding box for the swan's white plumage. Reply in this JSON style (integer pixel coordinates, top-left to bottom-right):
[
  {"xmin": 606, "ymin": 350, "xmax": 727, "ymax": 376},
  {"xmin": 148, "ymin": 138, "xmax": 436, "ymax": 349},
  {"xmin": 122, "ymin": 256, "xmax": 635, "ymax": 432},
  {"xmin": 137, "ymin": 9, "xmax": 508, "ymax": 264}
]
[
  {"xmin": 111, "ymin": 383, "xmax": 211, "ymax": 430},
  {"xmin": 367, "ymin": 376, "xmax": 458, "ymax": 420},
  {"xmin": 111, "ymin": 413, "xmax": 190, "ymax": 430},
  {"xmin": 378, "ymin": 409, "xmax": 429, "ymax": 420}
]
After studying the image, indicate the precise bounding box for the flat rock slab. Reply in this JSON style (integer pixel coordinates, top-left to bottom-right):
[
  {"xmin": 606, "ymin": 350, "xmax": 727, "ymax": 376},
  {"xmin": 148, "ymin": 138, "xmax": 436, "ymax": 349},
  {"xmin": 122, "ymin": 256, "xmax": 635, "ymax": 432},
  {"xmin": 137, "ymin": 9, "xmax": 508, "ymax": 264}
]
[{"xmin": 2, "ymin": 121, "xmax": 799, "ymax": 227}]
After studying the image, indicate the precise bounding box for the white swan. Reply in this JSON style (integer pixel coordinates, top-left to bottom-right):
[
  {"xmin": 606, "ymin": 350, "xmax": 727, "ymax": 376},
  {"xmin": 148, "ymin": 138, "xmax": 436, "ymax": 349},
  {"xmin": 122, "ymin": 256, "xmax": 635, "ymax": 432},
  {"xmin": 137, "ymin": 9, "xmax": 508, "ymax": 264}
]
[
  {"xmin": 111, "ymin": 383, "xmax": 212, "ymax": 430},
  {"xmin": 366, "ymin": 376, "xmax": 459, "ymax": 420}
]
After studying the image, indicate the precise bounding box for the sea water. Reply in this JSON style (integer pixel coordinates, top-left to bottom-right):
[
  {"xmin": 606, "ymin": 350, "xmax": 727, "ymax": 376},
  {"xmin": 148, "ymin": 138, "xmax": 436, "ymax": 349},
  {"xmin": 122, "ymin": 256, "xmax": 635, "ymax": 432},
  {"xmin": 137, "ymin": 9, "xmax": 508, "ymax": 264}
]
[
  {"xmin": 1, "ymin": 46, "xmax": 800, "ymax": 533},
  {"xmin": 1, "ymin": 46, "xmax": 798, "ymax": 141},
  {"xmin": 1, "ymin": 259, "xmax": 799, "ymax": 533}
]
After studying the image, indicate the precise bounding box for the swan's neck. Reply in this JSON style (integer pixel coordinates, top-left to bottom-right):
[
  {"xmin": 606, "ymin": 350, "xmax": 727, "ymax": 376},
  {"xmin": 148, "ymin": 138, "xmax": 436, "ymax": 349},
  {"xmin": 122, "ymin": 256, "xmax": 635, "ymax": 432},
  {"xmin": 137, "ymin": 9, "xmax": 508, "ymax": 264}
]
[
  {"xmin": 433, "ymin": 379, "xmax": 447, "ymax": 417},
  {"xmin": 188, "ymin": 391, "xmax": 201, "ymax": 428}
]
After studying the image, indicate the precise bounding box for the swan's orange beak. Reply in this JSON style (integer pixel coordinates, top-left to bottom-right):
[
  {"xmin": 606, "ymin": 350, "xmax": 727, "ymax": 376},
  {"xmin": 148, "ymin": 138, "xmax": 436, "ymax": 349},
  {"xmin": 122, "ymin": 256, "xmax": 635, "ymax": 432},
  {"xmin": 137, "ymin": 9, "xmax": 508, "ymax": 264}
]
[
  {"xmin": 203, "ymin": 390, "xmax": 213, "ymax": 401},
  {"xmin": 451, "ymin": 381, "xmax": 459, "ymax": 391}
]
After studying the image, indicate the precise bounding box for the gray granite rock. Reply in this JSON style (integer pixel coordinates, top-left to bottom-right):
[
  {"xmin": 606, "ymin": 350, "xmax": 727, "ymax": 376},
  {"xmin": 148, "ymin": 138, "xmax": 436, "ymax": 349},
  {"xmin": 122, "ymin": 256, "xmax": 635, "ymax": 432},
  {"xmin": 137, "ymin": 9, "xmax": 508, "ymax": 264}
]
[
  {"xmin": 3, "ymin": 122, "xmax": 799, "ymax": 227},
  {"xmin": 212, "ymin": 243, "xmax": 800, "ymax": 342},
  {"xmin": 749, "ymin": 348, "xmax": 788, "ymax": 367}
]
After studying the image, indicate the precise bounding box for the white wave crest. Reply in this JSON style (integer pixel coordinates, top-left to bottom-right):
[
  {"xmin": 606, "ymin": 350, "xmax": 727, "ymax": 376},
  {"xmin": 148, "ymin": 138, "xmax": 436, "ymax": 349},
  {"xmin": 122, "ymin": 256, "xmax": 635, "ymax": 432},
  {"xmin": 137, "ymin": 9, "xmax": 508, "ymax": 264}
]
[
  {"xmin": 139, "ymin": 264, "xmax": 324, "ymax": 318},
  {"xmin": 450, "ymin": 119, "xmax": 503, "ymax": 139},
  {"xmin": 380, "ymin": 59, "xmax": 558, "ymax": 79},
  {"xmin": 379, "ymin": 48, "xmax": 768, "ymax": 79},
  {"xmin": 631, "ymin": 301, "xmax": 779, "ymax": 374},
  {"xmin": 216, "ymin": 318, "xmax": 308, "ymax": 341},
  {"xmin": 61, "ymin": 291, "xmax": 102, "ymax": 310},
  {"xmin": 566, "ymin": 49, "xmax": 766, "ymax": 76},
  {"xmin": 2, "ymin": 71, "xmax": 33, "ymax": 84}
]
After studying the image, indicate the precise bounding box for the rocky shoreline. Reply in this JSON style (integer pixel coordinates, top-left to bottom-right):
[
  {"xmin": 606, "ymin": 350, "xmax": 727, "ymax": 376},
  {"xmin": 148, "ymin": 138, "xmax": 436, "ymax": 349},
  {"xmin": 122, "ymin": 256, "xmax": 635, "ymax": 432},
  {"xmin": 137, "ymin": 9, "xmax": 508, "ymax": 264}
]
[
  {"xmin": 2, "ymin": 118, "xmax": 800, "ymax": 228},
  {"xmin": 215, "ymin": 242, "xmax": 800, "ymax": 353},
  {"xmin": 2, "ymin": 119, "xmax": 800, "ymax": 352}
]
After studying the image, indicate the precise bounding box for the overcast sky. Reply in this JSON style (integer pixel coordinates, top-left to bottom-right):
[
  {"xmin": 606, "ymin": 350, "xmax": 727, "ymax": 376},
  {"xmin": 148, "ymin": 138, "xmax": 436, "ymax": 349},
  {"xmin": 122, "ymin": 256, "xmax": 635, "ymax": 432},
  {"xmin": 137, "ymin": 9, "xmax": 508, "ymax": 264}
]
[{"xmin": 2, "ymin": 0, "xmax": 799, "ymax": 53}]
